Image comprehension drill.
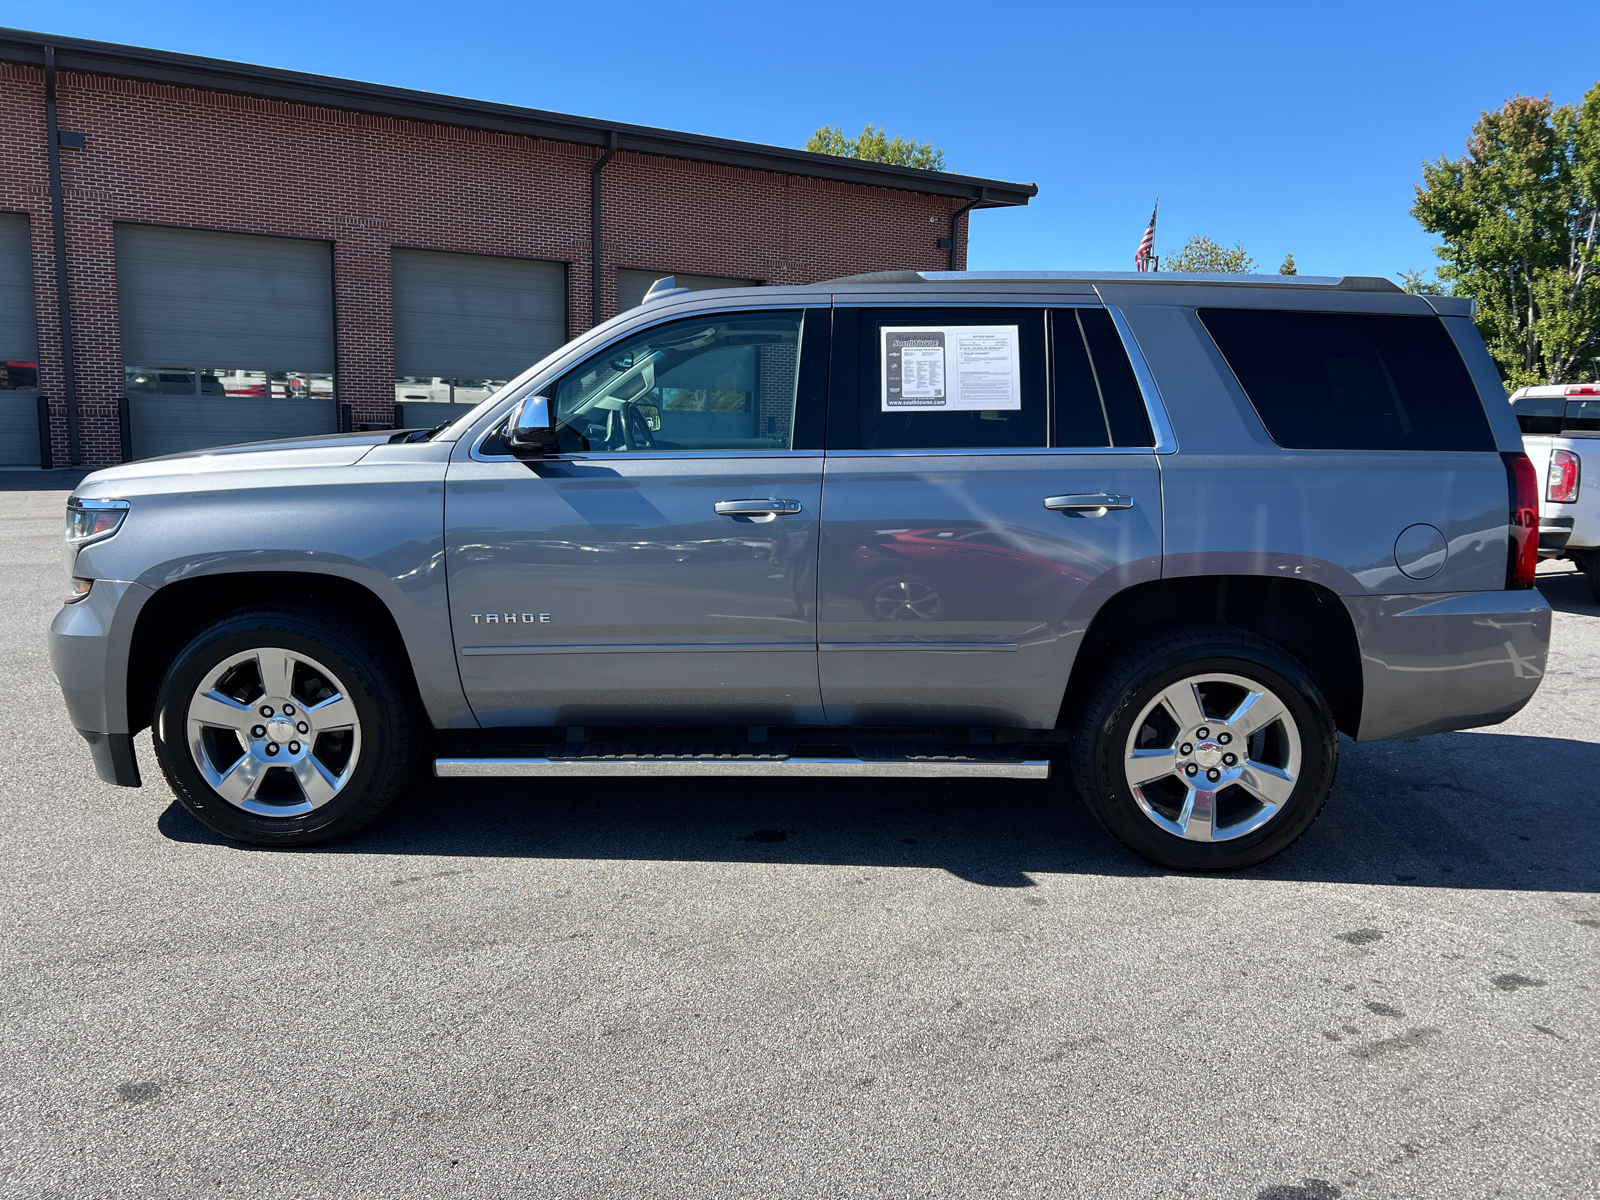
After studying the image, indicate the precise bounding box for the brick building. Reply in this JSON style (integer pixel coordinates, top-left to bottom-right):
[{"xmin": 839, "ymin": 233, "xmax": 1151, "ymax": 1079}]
[{"xmin": 0, "ymin": 28, "xmax": 1034, "ymax": 468}]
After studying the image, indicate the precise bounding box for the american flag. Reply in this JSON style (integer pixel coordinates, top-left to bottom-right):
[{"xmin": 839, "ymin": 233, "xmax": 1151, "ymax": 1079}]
[{"xmin": 1134, "ymin": 200, "xmax": 1158, "ymax": 271}]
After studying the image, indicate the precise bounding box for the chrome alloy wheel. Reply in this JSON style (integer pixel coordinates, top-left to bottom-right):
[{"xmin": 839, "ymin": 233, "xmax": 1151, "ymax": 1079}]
[
  {"xmin": 1122, "ymin": 672, "xmax": 1301, "ymax": 843},
  {"xmin": 871, "ymin": 579, "xmax": 942, "ymax": 620},
  {"xmin": 185, "ymin": 647, "xmax": 362, "ymax": 817}
]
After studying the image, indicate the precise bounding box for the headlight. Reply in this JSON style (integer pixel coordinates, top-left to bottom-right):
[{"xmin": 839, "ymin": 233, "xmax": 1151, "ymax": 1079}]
[{"xmin": 66, "ymin": 497, "xmax": 130, "ymax": 546}]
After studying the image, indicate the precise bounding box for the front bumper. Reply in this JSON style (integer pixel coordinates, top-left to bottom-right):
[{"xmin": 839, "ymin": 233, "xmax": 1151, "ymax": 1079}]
[
  {"xmin": 1344, "ymin": 589, "xmax": 1552, "ymax": 742},
  {"xmin": 49, "ymin": 579, "xmax": 153, "ymax": 786}
]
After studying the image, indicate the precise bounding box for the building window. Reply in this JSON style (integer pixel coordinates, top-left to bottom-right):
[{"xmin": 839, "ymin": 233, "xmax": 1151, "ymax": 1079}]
[
  {"xmin": 393, "ymin": 376, "xmax": 509, "ymax": 405},
  {"xmin": 125, "ymin": 368, "xmax": 336, "ymax": 400},
  {"xmin": 1, "ymin": 361, "xmax": 39, "ymax": 391}
]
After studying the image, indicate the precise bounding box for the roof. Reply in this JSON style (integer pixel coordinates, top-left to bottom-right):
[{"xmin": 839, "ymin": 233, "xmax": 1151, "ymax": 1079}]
[
  {"xmin": 825, "ymin": 270, "xmax": 1404, "ymax": 291},
  {"xmin": 0, "ymin": 27, "xmax": 1036, "ymax": 208}
]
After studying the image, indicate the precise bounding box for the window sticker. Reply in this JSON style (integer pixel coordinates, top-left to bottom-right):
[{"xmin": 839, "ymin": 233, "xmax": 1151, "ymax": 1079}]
[{"xmin": 881, "ymin": 325, "xmax": 1021, "ymax": 412}]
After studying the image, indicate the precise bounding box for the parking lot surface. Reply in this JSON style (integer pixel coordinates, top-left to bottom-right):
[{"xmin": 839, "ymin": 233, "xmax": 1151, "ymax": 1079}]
[{"xmin": 2, "ymin": 478, "xmax": 1597, "ymax": 1199}]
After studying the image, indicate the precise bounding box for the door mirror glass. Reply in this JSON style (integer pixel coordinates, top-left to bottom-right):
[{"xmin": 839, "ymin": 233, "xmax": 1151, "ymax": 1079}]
[
  {"xmin": 507, "ymin": 394, "xmax": 556, "ymax": 456},
  {"xmin": 636, "ymin": 403, "xmax": 662, "ymax": 431}
]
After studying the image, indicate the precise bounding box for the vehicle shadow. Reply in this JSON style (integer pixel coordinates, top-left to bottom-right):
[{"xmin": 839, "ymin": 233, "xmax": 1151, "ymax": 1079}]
[
  {"xmin": 1537, "ymin": 566, "xmax": 1600, "ymax": 617},
  {"xmin": 159, "ymin": 730, "xmax": 1600, "ymax": 893}
]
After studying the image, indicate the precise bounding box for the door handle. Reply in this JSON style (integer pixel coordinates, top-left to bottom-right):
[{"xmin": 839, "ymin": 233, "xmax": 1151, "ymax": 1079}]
[
  {"xmin": 714, "ymin": 498, "xmax": 803, "ymax": 522},
  {"xmin": 1044, "ymin": 493, "xmax": 1134, "ymax": 516}
]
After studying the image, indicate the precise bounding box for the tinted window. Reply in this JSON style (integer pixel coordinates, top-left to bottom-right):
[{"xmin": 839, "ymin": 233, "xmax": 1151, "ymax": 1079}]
[
  {"xmin": 1199, "ymin": 309, "xmax": 1495, "ymax": 452},
  {"xmin": 838, "ymin": 308, "xmax": 1047, "ymax": 450},
  {"xmin": 1517, "ymin": 397, "xmax": 1600, "ymax": 435},
  {"xmin": 1512, "ymin": 394, "xmax": 1564, "ymax": 435},
  {"xmin": 1050, "ymin": 308, "xmax": 1154, "ymax": 447},
  {"xmin": 551, "ymin": 311, "xmax": 803, "ymax": 452},
  {"xmin": 1564, "ymin": 400, "xmax": 1600, "ymax": 433}
]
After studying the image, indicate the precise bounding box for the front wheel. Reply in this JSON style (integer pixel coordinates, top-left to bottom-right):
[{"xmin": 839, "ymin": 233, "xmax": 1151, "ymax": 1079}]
[
  {"xmin": 152, "ymin": 605, "xmax": 419, "ymax": 846},
  {"xmin": 1071, "ymin": 626, "xmax": 1338, "ymax": 871}
]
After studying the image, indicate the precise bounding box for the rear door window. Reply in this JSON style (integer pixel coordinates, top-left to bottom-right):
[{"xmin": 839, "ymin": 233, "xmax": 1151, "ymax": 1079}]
[
  {"xmin": 829, "ymin": 306, "xmax": 1156, "ymax": 450},
  {"xmin": 1050, "ymin": 308, "xmax": 1155, "ymax": 448},
  {"xmin": 830, "ymin": 308, "xmax": 1048, "ymax": 450},
  {"xmin": 1198, "ymin": 308, "xmax": 1496, "ymax": 452}
]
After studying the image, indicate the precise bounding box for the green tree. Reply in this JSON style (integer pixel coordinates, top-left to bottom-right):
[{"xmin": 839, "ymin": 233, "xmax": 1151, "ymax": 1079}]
[
  {"xmin": 806, "ymin": 124, "xmax": 947, "ymax": 171},
  {"xmin": 1164, "ymin": 236, "xmax": 1257, "ymax": 274},
  {"xmin": 1397, "ymin": 269, "xmax": 1445, "ymax": 295},
  {"xmin": 1278, "ymin": 252, "xmax": 1298, "ymax": 275},
  {"xmin": 1412, "ymin": 86, "xmax": 1600, "ymax": 388}
]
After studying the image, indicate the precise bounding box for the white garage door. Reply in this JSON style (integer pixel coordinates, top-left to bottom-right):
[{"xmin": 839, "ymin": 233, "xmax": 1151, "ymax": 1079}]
[
  {"xmin": 115, "ymin": 224, "xmax": 337, "ymax": 460},
  {"xmin": 0, "ymin": 212, "xmax": 42, "ymax": 467},
  {"xmin": 616, "ymin": 269, "xmax": 758, "ymax": 313},
  {"xmin": 392, "ymin": 248, "xmax": 566, "ymax": 427}
]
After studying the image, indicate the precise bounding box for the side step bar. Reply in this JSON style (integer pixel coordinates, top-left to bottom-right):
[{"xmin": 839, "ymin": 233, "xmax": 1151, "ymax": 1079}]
[{"xmin": 435, "ymin": 743, "xmax": 1050, "ymax": 780}]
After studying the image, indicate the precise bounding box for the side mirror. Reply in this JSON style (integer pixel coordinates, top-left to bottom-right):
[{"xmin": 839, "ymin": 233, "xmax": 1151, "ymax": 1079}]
[{"xmin": 507, "ymin": 395, "xmax": 557, "ymax": 457}]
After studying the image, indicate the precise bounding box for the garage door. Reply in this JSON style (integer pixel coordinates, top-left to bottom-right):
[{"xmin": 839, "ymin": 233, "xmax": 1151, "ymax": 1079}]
[
  {"xmin": 0, "ymin": 213, "xmax": 41, "ymax": 467},
  {"xmin": 115, "ymin": 224, "xmax": 336, "ymax": 459},
  {"xmin": 392, "ymin": 248, "xmax": 565, "ymax": 427},
  {"xmin": 616, "ymin": 269, "xmax": 758, "ymax": 313}
]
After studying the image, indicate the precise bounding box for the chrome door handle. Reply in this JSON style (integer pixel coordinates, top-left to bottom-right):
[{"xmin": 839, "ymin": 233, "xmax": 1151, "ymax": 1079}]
[
  {"xmin": 1044, "ymin": 493, "xmax": 1134, "ymax": 516},
  {"xmin": 714, "ymin": 498, "xmax": 803, "ymax": 522}
]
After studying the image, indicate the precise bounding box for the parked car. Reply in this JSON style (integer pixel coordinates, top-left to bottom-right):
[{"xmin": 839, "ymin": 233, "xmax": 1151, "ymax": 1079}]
[
  {"xmin": 1510, "ymin": 382, "xmax": 1600, "ymax": 601},
  {"xmin": 50, "ymin": 271, "xmax": 1550, "ymax": 871}
]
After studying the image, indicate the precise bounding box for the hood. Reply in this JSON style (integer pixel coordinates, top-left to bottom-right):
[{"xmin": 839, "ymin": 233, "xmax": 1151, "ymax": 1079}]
[{"xmin": 73, "ymin": 430, "xmax": 398, "ymax": 494}]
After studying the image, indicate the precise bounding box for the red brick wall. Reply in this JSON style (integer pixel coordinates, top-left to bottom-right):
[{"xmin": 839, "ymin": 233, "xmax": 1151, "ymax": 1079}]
[{"xmin": 0, "ymin": 64, "xmax": 971, "ymax": 467}]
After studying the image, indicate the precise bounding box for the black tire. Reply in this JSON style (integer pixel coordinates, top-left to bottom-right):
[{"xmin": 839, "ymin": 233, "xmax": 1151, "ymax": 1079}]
[
  {"xmin": 1070, "ymin": 625, "xmax": 1338, "ymax": 871},
  {"xmin": 151, "ymin": 604, "xmax": 419, "ymax": 846},
  {"xmin": 1586, "ymin": 559, "xmax": 1600, "ymax": 605}
]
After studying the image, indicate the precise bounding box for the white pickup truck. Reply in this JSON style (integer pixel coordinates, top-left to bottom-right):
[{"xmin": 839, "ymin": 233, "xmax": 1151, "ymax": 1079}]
[{"xmin": 1512, "ymin": 382, "xmax": 1600, "ymax": 600}]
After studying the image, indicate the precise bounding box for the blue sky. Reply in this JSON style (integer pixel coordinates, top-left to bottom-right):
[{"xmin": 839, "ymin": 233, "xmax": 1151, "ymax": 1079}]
[{"xmin": 9, "ymin": 0, "xmax": 1597, "ymax": 281}]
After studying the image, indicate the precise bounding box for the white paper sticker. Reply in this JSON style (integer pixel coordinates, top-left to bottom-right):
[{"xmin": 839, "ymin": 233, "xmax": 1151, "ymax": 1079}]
[{"xmin": 881, "ymin": 325, "xmax": 1021, "ymax": 411}]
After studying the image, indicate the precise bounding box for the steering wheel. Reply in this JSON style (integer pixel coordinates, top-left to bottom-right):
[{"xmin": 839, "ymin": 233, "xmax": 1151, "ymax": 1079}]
[{"xmin": 625, "ymin": 404, "xmax": 657, "ymax": 450}]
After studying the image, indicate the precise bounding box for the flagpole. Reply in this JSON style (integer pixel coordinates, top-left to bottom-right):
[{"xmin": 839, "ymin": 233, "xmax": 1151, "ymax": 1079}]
[{"xmin": 1135, "ymin": 198, "xmax": 1159, "ymax": 272}]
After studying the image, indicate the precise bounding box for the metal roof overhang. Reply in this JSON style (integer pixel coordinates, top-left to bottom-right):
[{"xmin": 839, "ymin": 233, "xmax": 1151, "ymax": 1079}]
[{"xmin": 0, "ymin": 27, "xmax": 1037, "ymax": 208}]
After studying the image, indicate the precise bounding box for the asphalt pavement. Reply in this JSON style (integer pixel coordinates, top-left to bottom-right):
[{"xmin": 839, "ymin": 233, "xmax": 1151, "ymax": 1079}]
[{"xmin": 2, "ymin": 478, "xmax": 1597, "ymax": 1199}]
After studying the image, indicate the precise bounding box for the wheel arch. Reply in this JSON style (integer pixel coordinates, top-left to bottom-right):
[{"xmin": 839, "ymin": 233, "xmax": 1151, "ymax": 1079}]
[
  {"xmin": 1060, "ymin": 575, "xmax": 1363, "ymax": 736},
  {"xmin": 125, "ymin": 570, "xmax": 427, "ymax": 738}
]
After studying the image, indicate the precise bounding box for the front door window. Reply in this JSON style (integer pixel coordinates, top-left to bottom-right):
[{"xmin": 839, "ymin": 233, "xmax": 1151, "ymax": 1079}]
[{"xmin": 550, "ymin": 311, "xmax": 802, "ymax": 453}]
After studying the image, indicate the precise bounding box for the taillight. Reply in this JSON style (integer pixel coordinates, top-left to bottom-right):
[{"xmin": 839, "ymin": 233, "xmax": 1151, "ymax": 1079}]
[
  {"xmin": 1503, "ymin": 451, "xmax": 1540, "ymax": 589},
  {"xmin": 1565, "ymin": 384, "xmax": 1600, "ymax": 396},
  {"xmin": 1548, "ymin": 449, "xmax": 1581, "ymax": 503}
]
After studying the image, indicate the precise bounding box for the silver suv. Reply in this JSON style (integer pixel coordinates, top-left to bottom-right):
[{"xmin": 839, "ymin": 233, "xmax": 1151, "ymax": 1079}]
[{"xmin": 49, "ymin": 271, "xmax": 1551, "ymax": 871}]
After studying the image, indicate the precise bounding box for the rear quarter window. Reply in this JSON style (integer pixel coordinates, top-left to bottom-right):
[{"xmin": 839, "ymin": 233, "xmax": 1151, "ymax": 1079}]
[{"xmin": 1198, "ymin": 308, "xmax": 1496, "ymax": 452}]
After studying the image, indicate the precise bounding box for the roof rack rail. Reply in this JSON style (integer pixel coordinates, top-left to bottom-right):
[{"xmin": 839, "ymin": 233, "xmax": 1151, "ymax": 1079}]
[{"xmin": 821, "ymin": 270, "xmax": 1403, "ymax": 293}]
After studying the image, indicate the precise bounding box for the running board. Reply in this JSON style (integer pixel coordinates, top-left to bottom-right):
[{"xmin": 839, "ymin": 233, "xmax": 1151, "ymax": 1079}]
[{"xmin": 435, "ymin": 743, "xmax": 1050, "ymax": 780}]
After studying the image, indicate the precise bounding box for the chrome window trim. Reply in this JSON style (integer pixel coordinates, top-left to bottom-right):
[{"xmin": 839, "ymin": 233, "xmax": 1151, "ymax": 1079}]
[
  {"xmin": 1101, "ymin": 303, "xmax": 1178, "ymax": 454},
  {"xmin": 469, "ymin": 424, "xmax": 825, "ymax": 464},
  {"xmin": 824, "ymin": 446, "xmax": 1157, "ymax": 459},
  {"xmin": 472, "ymin": 420, "xmax": 1153, "ymax": 463}
]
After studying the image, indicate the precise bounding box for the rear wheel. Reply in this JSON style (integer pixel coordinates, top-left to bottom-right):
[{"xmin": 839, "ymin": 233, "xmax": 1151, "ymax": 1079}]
[
  {"xmin": 1071, "ymin": 626, "xmax": 1338, "ymax": 871},
  {"xmin": 152, "ymin": 605, "xmax": 418, "ymax": 846}
]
